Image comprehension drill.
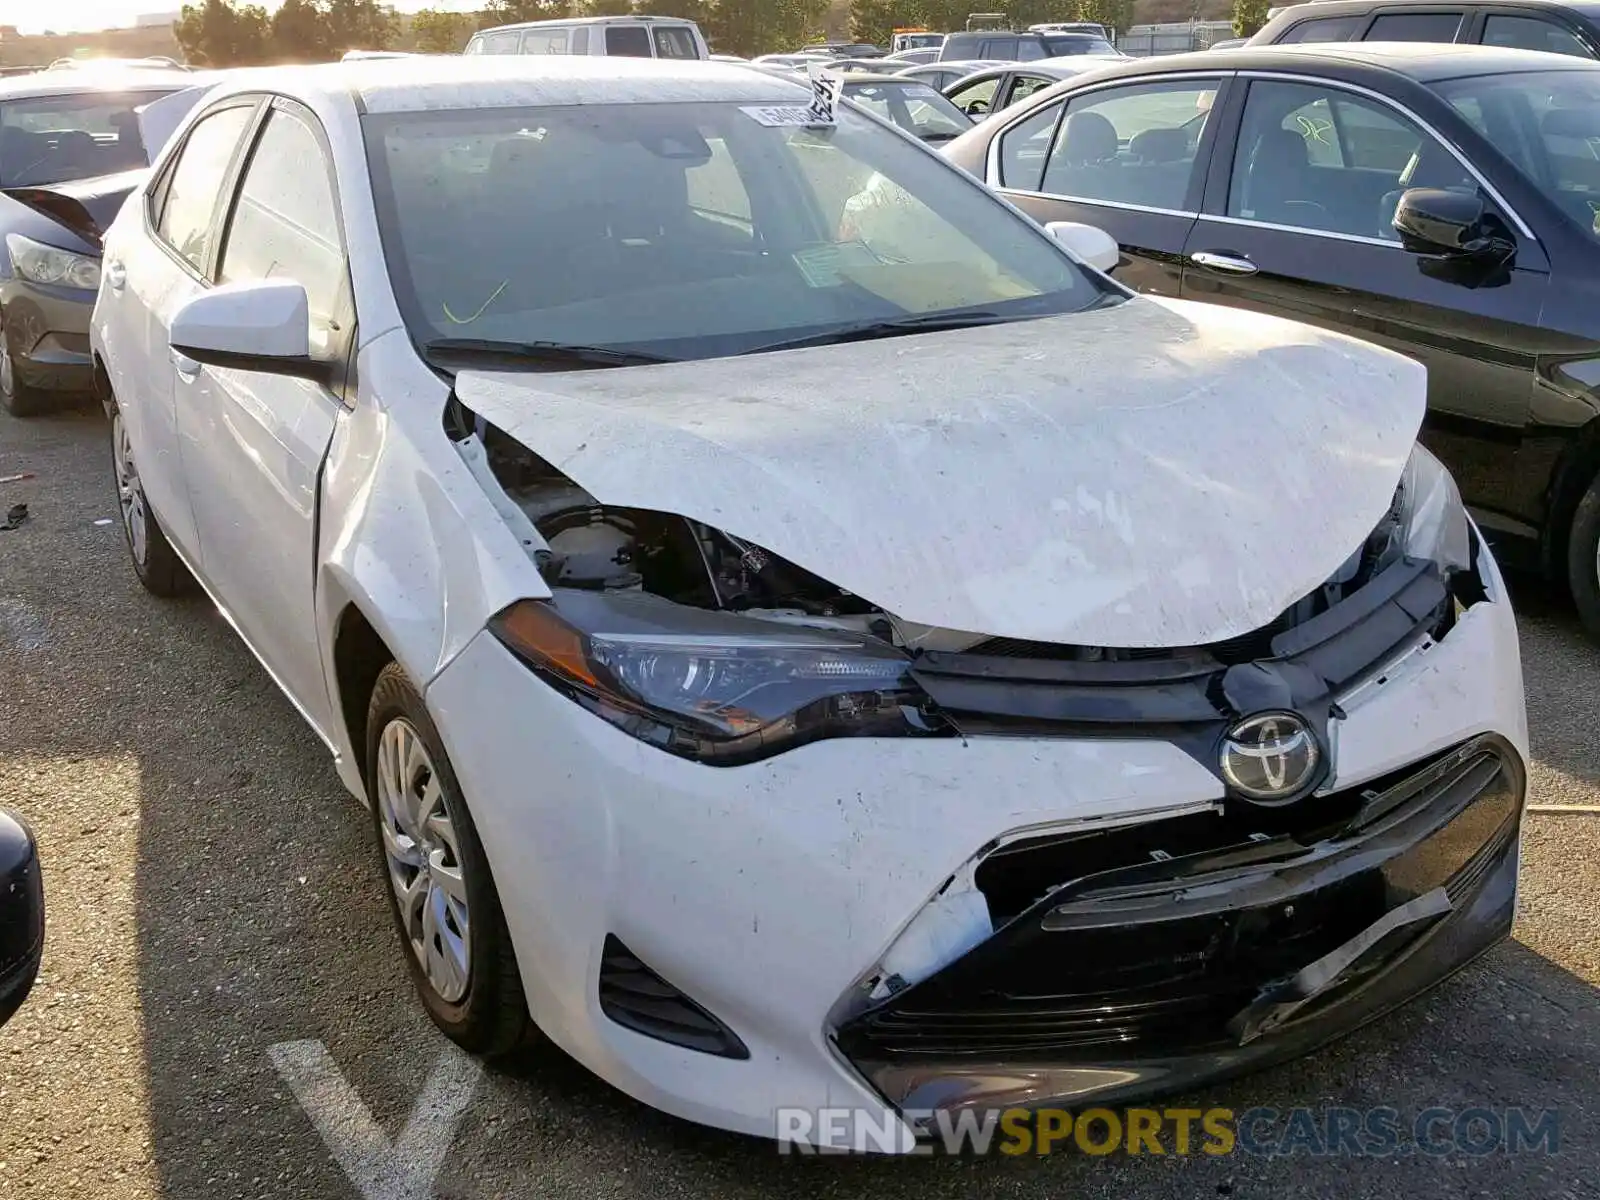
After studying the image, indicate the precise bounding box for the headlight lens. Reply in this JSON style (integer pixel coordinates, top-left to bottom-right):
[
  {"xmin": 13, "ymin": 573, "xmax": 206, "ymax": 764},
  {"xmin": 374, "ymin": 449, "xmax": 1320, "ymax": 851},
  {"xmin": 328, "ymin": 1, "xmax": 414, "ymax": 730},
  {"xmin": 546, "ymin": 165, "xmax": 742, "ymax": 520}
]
[
  {"xmin": 490, "ymin": 593, "xmax": 943, "ymax": 764},
  {"xmin": 1397, "ymin": 444, "xmax": 1471, "ymax": 573},
  {"xmin": 5, "ymin": 233, "xmax": 100, "ymax": 290}
]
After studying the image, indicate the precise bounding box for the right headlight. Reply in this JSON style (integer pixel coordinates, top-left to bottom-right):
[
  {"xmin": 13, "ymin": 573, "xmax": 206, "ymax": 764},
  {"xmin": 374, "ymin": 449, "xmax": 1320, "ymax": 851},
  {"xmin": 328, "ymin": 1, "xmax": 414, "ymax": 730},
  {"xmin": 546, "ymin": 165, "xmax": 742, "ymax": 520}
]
[
  {"xmin": 5, "ymin": 233, "xmax": 100, "ymax": 291},
  {"xmin": 489, "ymin": 590, "xmax": 944, "ymax": 765},
  {"xmin": 1395, "ymin": 443, "xmax": 1472, "ymax": 573}
]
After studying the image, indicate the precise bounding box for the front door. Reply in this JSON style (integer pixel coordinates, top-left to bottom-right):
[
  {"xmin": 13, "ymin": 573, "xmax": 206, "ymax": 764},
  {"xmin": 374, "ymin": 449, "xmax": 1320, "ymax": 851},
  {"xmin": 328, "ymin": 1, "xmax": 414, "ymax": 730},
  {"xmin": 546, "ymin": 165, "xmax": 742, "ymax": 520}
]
[
  {"xmin": 1180, "ymin": 76, "xmax": 1551, "ymax": 537},
  {"xmin": 168, "ymin": 98, "xmax": 353, "ymax": 734},
  {"xmin": 984, "ymin": 75, "xmax": 1232, "ymax": 296}
]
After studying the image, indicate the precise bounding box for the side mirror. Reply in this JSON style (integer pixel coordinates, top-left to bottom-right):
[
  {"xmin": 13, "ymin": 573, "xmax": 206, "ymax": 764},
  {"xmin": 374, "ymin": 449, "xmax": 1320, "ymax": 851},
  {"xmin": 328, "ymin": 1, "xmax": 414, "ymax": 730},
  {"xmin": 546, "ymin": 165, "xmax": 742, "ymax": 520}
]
[
  {"xmin": 1045, "ymin": 220, "xmax": 1120, "ymax": 272},
  {"xmin": 1393, "ymin": 188, "xmax": 1512, "ymax": 259},
  {"xmin": 169, "ymin": 280, "xmax": 330, "ymax": 383},
  {"xmin": 0, "ymin": 809, "xmax": 43, "ymax": 1030}
]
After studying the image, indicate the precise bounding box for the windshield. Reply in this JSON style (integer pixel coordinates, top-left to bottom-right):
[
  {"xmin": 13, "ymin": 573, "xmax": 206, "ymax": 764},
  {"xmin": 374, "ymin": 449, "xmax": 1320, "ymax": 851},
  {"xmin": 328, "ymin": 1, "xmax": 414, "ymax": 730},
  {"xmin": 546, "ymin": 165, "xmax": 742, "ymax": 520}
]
[
  {"xmin": 363, "ymin": 100, "xmax": 1109, "ymax": 363},
  {"xmin": 843, "ymin": 81, "xmax": 973, "ymax": 142},
  {"xmin": 1044, "ymin": 36, "xmax": 1118, "ymax": 55},
  {"xmin": 0, "ymin": 89, "xmax": 177, "ymax": 186},
  {"xmin": 1433, "ymin": 70, "xmax": 1600, "ymax": 242}
]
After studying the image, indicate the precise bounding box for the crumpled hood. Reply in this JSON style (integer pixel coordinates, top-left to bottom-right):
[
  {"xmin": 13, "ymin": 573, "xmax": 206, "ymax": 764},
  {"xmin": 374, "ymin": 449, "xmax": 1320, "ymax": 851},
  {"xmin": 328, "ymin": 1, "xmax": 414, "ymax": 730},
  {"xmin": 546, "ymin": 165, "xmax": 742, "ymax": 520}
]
[{"xmin": 456, "ymin": 295, "xmax": 1426, "ymax": 648}]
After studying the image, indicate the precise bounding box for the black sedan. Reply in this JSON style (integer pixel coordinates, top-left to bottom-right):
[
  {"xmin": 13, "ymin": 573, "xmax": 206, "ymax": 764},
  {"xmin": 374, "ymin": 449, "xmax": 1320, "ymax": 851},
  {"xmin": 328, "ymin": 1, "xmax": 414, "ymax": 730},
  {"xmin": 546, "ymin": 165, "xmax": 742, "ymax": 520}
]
[{"xmin": 944, "ymin": 43, "xmax": 1600, "ymax": 639}]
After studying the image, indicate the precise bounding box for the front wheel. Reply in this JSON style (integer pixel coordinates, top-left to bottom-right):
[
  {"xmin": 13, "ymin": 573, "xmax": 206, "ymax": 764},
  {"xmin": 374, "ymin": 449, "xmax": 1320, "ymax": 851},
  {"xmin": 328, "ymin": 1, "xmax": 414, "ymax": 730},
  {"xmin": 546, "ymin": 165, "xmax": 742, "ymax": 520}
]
[
  {"xmin": 0, "ymin": 330, "xmax": 49, "ymax": 417},
  {"xmin": 366, "ymin": 663, "xmax": 532, "ymax": 1057},
  {"xmin": 1567, "ymin": 472, "xmax": 1600, "ymax": 644}
]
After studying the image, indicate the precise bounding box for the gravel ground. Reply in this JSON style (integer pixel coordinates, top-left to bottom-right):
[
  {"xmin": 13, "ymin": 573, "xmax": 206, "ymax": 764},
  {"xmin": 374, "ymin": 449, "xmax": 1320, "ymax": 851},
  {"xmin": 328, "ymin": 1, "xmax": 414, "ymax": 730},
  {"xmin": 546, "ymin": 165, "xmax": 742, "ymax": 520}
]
[{"xmin": 0, "ymin": 401, "xmax": 1596, "ymax": 1200}]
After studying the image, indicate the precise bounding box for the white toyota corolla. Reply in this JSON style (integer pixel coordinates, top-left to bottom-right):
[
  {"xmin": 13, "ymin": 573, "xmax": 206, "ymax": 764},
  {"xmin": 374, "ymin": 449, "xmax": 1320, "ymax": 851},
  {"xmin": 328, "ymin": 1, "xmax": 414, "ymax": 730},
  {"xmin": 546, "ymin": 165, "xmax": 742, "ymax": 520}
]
[{"xmin": 91, "ymin": 56, "xmax": 1528, "ymax": 1149}]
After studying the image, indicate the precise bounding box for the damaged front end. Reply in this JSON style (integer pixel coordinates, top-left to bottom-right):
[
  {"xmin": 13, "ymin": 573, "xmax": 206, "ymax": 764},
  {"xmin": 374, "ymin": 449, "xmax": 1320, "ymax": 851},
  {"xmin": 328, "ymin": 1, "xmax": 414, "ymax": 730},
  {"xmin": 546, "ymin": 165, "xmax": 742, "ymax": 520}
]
[{"xmin": 450, "ymin": 395, "xmax": 1519, "ymax": 1111}]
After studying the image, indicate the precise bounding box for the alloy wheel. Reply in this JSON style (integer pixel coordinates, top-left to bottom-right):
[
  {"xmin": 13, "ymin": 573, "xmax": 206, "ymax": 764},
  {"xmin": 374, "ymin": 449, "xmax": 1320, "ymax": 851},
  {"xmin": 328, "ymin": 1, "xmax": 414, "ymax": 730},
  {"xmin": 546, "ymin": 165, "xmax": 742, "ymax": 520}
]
[
  {"xmin": 112, "ymin": 414, "xmax": 149, "ymax": 567},
  {"xmin": 375, "ymin": 717, "xmax": 472, "ymax": 1003}
]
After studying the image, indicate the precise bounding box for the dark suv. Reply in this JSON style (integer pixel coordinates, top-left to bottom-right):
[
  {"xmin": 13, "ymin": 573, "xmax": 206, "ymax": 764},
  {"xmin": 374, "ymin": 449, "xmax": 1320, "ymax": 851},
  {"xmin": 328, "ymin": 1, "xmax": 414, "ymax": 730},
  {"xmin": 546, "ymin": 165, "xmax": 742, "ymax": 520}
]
[
  {"xmin": 1250, "ymin": 0, "xmax": 1600, "ymax": 57},
  {"xmin": 939, "ymin": 29, "xmax": 1122, "ymax": 60}
]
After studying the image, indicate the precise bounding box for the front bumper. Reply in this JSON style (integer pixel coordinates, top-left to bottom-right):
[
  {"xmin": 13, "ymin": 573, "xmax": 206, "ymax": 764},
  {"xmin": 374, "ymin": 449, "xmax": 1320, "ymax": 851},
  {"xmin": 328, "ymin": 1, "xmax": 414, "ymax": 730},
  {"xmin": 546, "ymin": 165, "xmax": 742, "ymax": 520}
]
[
  {"xmin": 836, "ymin": 734, "xmax": 1522, "ymax": 1117},
  {"xmin": 2, "ymin": 280, "xmax": 95, "ymax": 394},
  {"xmin": 424, "ymin": 543, "xmax": 1526, "ymax": 1147}
]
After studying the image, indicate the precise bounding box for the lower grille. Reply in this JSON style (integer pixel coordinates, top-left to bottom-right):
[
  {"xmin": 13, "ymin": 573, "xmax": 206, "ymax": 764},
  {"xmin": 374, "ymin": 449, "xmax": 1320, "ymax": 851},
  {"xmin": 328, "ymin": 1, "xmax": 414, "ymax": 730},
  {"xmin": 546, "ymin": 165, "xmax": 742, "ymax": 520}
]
[
  {"xmin": 837, "ymin": 736, "xmax": 1522, "ymax": 1063},
  {"xmin": 598, "ymin": 936, "xmax": 748, "ymax": 1059}
]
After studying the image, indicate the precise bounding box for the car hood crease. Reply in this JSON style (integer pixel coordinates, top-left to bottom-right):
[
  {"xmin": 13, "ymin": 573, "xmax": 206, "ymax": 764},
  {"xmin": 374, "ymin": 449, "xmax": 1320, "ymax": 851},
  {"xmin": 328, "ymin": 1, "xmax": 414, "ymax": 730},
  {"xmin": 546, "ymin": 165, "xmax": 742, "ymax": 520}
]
[{"xmin": 455, "ymin": 296, "xmax": 1426, "ymax": 648}]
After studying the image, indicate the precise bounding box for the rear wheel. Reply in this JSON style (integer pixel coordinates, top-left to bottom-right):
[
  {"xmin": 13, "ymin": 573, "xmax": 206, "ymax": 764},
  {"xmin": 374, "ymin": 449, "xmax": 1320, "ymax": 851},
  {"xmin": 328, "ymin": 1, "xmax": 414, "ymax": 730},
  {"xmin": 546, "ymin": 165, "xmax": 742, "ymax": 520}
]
[
  {"xmin": 1567, "ymin": 472, "xmax": 1600, "ymax": 644},
  {"xmin": 111, "ymin": 409, "xmax": 191, "ymax": 597},
  {"xmin": 0, "ymin": 330, "xmax": 48, "ymax": 417},
  {"xmin": 366, "ymin": 663, "xmax": 532, "ymax": 1057}
]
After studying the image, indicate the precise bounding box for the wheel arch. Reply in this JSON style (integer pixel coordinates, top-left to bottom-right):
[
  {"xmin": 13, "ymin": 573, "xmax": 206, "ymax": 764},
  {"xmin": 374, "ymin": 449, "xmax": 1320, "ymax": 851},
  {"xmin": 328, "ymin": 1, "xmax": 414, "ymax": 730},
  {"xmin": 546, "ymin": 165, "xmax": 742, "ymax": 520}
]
[
  {"xmin": 1542, "ymin": 415, "xmax": 1600, "ymax": 578},
  {"xmin": 330, "ymin": 599, "xmax": 396, "ymax": 794}
]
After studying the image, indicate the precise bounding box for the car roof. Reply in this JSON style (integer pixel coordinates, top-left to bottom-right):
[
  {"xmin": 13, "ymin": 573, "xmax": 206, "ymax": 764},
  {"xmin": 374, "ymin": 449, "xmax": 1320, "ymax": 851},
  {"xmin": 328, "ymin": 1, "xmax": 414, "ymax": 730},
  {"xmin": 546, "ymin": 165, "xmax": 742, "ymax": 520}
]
[
  {"xmin": 477, "ymin": 14, "xmax": 698, "ymax": 31},
  {"xmin": 1075, "ymin": 40, "xmax": 1600, "ymax": 83},
  {"xmin": 199, "ymin": 56, "xmax": 810, "ymax": 115},
  {"xmin": 1268, "ymin": 0, "xmax": 1600, "ymax": 17},
  {"xmin": 0, "ymin": 69, "xmax": 194, "ymax": 100},
  {"xmin": 841, "ymin": 73, "xmax": 947, "ymax": 86},
  {"xmin": 957, "ymin": 57, "xmax": 1107, "ymax": 80}
]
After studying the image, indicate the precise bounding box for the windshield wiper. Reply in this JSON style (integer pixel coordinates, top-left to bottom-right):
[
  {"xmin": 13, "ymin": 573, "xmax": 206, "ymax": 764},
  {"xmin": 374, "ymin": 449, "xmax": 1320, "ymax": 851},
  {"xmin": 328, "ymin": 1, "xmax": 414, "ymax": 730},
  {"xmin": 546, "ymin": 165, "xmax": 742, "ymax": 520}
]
[
  {"xmin": 744, "ymin": 311, "xmax": 1025, "ymax": 355},
  {"xmin": 422, "ymin": 337, "xmax": 676, "ymax": 370}
]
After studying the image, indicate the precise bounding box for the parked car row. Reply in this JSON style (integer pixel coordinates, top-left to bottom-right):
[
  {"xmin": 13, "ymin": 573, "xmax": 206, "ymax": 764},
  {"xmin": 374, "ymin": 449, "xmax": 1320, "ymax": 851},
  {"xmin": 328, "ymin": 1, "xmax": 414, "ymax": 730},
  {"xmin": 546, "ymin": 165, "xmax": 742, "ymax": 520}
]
[
  {"xmin": 937, "ymin": 42, "xmax": 1600, "ymax": 639},
  {"xmin": 57, "ymin": 53, "xmax": 1533, "ymax": 1151}
]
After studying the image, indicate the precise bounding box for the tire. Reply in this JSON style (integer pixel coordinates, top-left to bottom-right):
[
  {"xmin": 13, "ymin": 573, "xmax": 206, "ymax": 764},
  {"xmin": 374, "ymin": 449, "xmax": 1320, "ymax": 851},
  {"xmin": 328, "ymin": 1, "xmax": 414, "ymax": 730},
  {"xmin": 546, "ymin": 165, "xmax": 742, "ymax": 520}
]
[
  {"xmin": 366, "ymin": 663, "xmax": 532, "ymax": 1057},
  {"xmin": 110, "ymin": 408, "xmax": 192, "ymax": 597},
  {"xmin": 0, "ymin": 329, "xmax": 49, "ymax": 417},
  {"xmin": 1567, "ymin": 471, "xmax": 1600, "ymax": 644}
]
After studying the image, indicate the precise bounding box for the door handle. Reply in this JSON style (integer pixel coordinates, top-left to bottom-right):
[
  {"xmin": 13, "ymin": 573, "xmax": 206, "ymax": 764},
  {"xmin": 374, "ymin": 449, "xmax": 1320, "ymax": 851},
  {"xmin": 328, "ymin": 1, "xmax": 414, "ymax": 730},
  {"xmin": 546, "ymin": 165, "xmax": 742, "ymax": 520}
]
[
  {"xmin": 1190, "ymin": 250, "xmax": 1258, "ymax": 276},
  {"xmin": 104, "ymin": 260, "xmax": 126, "ymax": 291},
  {"xmin": 170, "ymin": 348, "xmax": 200, "ymax": 380}
]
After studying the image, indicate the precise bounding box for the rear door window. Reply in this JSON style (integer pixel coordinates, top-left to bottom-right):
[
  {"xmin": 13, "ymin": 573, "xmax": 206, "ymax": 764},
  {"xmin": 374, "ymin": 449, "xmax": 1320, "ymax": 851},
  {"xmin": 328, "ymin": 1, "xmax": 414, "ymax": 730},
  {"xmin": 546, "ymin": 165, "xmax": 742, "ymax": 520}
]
[
  {"xmin": 981, "ymin": 37, "xmax": 1020, "ymax": 58},
  {"xmin": 520, "ymin": 29, "xmax": 569, "ymax": 54},
  {"xmin": 1039, "ymin": 80, "xmax": 1219, "ymax": 211},
  {"xmin": 1278, "ymin": 15, "xmax": 1365, "ymax": 42},
  {"xmin": 1480, "ymin": 14, "xmax": 1594, "ymax": 57},
  {"xmin": 154, "ymin": 102, "xmax": 256, "ymax": 273},
  {"xmin": 654, "ymin": 26, "xmax": 700, "ymax": 59},
  {"xmin": 478, "ymin": 30, "xmax": 521, "ymax": 54},
  {"xmin": 606, "ymin": 25, "xmax": 652, "ymax": 57},
  {"xmin": 1363, "ymin": 11, "xmax": 1465, "ymax": 41}
]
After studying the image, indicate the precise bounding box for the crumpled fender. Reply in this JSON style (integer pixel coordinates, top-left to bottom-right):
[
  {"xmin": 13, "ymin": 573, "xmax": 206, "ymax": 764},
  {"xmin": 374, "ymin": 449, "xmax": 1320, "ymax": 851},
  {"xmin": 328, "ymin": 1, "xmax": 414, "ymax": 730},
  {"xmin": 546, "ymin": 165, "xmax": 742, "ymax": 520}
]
[{"xmin": 315, "ymin": 328, "xmax": 551, "ymax": 796}]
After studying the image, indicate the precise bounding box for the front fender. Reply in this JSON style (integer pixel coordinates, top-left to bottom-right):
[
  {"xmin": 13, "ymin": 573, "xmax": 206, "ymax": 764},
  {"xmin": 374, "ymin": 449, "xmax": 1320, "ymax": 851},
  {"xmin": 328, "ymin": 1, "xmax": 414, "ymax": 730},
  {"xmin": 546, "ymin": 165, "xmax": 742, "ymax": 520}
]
[{"xmin": 316, "ymin": 328, "xmax": 552, "ymax": 798}]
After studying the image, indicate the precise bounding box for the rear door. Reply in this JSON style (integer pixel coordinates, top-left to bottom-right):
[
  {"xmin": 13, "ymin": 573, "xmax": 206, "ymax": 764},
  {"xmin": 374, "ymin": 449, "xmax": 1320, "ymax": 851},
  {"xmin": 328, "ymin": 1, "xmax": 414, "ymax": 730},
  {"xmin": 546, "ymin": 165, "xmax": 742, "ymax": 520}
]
[
  {"xmin": 1179, "ymin": 74, "xmax": 1551, "ymax": 533},
  {"xmin": 983, "ymin": 74, "xmax": 1232, "ymax": 296},
  {"xmin": 103, "ymin": 96, "xmax": 261, "ymax": 565},
  {"xmin": 169, "ymin": 97, "xmax": 353, "ymax": 734}
]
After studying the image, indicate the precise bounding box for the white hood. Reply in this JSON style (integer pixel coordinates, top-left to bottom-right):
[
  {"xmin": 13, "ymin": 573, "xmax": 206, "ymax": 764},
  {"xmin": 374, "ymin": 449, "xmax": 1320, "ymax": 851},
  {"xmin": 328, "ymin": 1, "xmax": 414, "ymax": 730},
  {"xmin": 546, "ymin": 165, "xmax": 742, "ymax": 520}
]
[{"xmin": 456, "ymin": 296, "xmax": 1426, "ymax": 648}]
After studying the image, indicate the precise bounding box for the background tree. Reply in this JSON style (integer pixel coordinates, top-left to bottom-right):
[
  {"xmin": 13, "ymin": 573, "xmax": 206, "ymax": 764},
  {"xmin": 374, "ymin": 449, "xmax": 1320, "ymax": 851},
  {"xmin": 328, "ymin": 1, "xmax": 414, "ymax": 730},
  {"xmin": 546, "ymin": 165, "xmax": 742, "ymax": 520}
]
[
  {"xmin": 270, "ymin": 0, "xmax": 331, "ymax": 59},
  {"xmin": 1232, "ymin": 0, "xmax": 1269, "ymax": 35},
  {"xmin": 409, "ymin": 7, "xmax": 475, "ymax": 52},
  {"xmin": 577, "ymin": 0, "xmax": 632, "ymax": 13},
  {"xmin": 1076, "ymin": 0, "xmax": 1135, "ymax": 34},
  {"xmin": 477, "ymin": 0, "xmax": 570, "ymax": 27},
  {"xmin": 325, "ymin": 0, "xmax": 400, "ymax": 50},
  {"xmin": 174, "ymin": 0, "xmax": 269, "ymax": 65}
]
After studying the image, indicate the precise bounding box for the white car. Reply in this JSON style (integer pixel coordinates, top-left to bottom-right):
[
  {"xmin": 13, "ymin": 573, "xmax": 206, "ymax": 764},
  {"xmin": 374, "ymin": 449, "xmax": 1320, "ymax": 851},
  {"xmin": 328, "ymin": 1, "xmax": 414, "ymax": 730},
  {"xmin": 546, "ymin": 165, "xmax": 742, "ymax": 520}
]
[{"xmin": 92, "ymin": 55, "xmax": 1529, "ymax": 1150}]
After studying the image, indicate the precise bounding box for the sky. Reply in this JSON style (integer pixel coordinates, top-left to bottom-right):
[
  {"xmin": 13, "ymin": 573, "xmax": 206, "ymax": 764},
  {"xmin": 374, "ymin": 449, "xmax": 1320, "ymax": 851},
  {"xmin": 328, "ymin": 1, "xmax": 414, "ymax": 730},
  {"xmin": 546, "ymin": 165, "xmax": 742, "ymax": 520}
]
[{"xmin": 0, "ymin": 0, "xmax": 483, "ymax": 34}]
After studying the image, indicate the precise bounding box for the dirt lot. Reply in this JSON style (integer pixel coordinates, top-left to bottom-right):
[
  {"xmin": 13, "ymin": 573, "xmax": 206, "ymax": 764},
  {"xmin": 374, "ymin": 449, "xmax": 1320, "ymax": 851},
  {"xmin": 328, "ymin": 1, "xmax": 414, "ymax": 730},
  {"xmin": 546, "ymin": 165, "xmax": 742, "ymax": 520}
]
[{"xmin": 1, "ymin": 402, "xmax": 1596, "ymax": 1199}]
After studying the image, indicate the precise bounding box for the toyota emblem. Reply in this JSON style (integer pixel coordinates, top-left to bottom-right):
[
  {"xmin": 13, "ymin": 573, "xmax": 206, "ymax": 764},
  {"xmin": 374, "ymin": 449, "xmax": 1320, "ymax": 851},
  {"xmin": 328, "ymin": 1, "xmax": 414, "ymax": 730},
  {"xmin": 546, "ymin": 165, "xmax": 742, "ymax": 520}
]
[{"xmin": 1220, "ymin": 711, "xmax": 1321, "ymax": 803}]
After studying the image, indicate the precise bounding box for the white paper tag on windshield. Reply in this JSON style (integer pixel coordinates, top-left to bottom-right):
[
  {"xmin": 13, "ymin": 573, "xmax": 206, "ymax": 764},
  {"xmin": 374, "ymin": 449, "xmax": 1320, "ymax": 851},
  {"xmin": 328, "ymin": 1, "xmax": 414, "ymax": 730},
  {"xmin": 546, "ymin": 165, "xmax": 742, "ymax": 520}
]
[
  {"xmin": 740, "ymin": 68, "xmax": 842, "ymax": 129},
  {"xmin": 741, "ymin": 104, "xmax": 824, "ymax": 127}
]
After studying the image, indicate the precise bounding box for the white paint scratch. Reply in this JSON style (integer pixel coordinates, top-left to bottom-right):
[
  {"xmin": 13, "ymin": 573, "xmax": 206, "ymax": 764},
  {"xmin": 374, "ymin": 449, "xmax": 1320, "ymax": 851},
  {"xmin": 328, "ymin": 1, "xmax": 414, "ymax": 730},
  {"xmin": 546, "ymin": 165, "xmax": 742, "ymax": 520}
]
[{"xmin": 268, "ymin": 1039, "xmax": 482, "ymax": 1200}]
